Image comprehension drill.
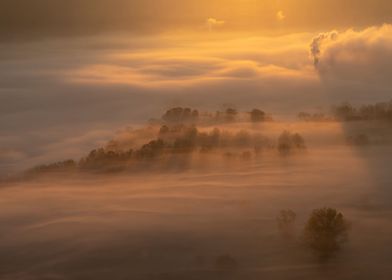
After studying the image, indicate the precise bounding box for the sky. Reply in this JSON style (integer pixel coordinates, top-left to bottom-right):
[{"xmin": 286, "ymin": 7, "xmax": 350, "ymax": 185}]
[
  {"xmin": 0, "ymin": 0, "xmax": 392, "ymax": 174},
  {"xmin": 1, "ymin": 0, "xmax": 392, "ymax": 38}
]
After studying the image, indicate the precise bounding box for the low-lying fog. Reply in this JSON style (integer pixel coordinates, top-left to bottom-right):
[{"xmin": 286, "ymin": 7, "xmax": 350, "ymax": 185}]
[{"xmin": 1, "ymin": 116, "xmax": 392, "ymax": 280}]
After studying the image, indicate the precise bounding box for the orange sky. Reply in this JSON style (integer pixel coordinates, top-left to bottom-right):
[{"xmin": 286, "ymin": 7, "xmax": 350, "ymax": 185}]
[
  {"xmin": 0, "ymin": 0, "xmax": 392, "ymax": 173},
  {"xmin": 1, "ymin": 0, "xmax": 391, "ymax": 38}
]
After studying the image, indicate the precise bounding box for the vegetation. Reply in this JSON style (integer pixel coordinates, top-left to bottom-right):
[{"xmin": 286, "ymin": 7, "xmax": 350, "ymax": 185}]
[
  {"xmin": 303, "ymin": 208, "xmax": 350, "ymax": 258},
  {"xmin": 250, "ymin": 109, "xmax": 266, "ymax": 122},
  {"xmin": 31, "ymin": 160, "xmax": 77, "ymax": 173},
  {"xmin": 26, "ymin": 107, "xmax": 310, "ymax": 175},
  {"xmin": 298, "ymin": 101, "xmax": 392, "ymax": 122},
  {"xmin": 28, "ymin": 126, "xmax": 306, "ymax": 175},
  {"xmin": 162, "ymin": 107, "xmax": 199, "ymax": 123},
  {"xmin": 278, "ymin": 131, "xmax": 306, "ymax": 155},
  {"xmin": 334, "ymin": 101, "xmax": 392, "ymax": 121},
  {"xmin": 298, "ymin": 112, "xmax": 332, "ymax": 122},
  {"xmin": 79, "ymin": 148, "xmax": 133, "ymax": 170}
]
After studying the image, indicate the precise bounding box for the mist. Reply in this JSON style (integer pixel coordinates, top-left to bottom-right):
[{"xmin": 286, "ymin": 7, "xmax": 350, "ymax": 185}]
[
  {"xmin": 1, "ymin": 3, "xmax": 392, "ymax": 278},
  {"xmin": 2, "ymin": 104, "xmax": 392, "ymax": 279},
  {"xmin": 2, "ymin": 26, "xmax": 392, "ymax": 175}
]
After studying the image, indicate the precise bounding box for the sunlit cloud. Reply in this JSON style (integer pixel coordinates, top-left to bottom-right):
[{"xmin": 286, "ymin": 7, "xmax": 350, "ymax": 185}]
[
  {"xmin": 276, "ymin": 10, "xmax": 286, "ymax": 21},
  {"xmin": 310, "ymin": 24, "xmax": 392, "ymax": 86},
  {"xmin": 67, "ymin": 32, "xmax": 315, "ymax": 88},
  {"xmin": 206, "ymin": 18, "xmax": 225, "ymax": 32},
  {"xmin": 2, "ymin": 25, "xmax": 392, "ymax": 174}
]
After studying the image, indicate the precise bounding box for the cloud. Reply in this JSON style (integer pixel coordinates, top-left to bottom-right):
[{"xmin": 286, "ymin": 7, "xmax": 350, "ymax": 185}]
[
  {"xmin": 2, "ymin": 29, "xmax": 392, "ymax": 174},
  {"xmin": 206, "ymin": 18, "xmax": 225, "ymax": 31},
  {"xmin": 309, "ymin": 31, "xmax": 338, "ymax": 66},
  {"xmin": 310, "ymin": 24, "xmax": 392, "ymax": 87}
]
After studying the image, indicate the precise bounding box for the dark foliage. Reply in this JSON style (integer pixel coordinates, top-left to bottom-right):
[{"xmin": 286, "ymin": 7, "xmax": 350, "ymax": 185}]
[
  {"xmin": 135, "ymin": 139, "xmax": 166, "ymax": 159},
  {"xmin": 303, "ymin": 208, "xmax": 350, "ymax": 258},
  {"xmin": 79, "ymin": 148, "xmax": 133, "ymax": 170},
  {"xmin": 298, "ymin": 112, "xmax": 331, "ymax": 122},
  {"xmin": 162, "ymin": 107, "xmax": 199, "ymax": 123},
  {"xmin": 278, "ymin": 131, "xmax": 306, "ymax": 155},
  {"xmin": 31, "ymin": 160, "xmax": 77, "ymax": 173},
  {"xmin": 333, "ymin": 101, "xmax": 392, "ymax": 121},
  {"xmin": 250, "ymin": 109, "xmax": 266, "ymax": 122}
]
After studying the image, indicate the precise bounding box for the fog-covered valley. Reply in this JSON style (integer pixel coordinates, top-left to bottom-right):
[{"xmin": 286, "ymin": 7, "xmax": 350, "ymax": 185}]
[{"xmin": 1, "ymin": 106, "xmax": 392, "ymax": 280}]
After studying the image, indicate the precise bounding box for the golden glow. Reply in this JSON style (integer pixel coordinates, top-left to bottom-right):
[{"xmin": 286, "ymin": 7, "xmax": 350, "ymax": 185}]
[
  {"xmin": 276, "ymin": 10, "xmax": 286, "ymax": 21},
  {"xmin": 68, "ymin": 32, "xmax": 317, "ymax": 88}
]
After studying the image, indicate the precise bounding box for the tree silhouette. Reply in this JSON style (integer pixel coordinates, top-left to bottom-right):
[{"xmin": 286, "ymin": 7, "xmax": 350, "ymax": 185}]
[
  {"xmin": 162, "ymin": 107, "xmax": 199, "ymax": 123},
  {"xmin": 303, "ymin": 208, "xmax": 350, "ymax": 259},
  {"xmin": 250, "ymin": 109, "xmax": 266, "ymax": 122},
  {"xmin": 225, "ymin": 108, "xmax": 238, "ymax": 122},
  {"xmin": 278, "ymin": 131, "xmax": 306, "ymax": 155},
  {"xmin": 136, "ymin": 139, "xmax": 165, "ymax": 159}
]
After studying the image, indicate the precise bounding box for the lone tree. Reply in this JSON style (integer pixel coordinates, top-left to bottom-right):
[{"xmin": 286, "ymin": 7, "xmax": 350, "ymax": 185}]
[{"xmin": 304, "ymin": 208, "xmax": 350, "ymax": 258}]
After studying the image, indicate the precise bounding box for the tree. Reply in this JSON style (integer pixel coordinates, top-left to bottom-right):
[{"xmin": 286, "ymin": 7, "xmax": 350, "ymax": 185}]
[
  {"xmin": 31, "ymin": 160, "xmax": 77, "ymax": 173},
  {"xmin": 250, "ymin": 109, "xmax": 266, "ymax": 122},
  {"xmin": 225, "ymin": 108, "xmax": 238, "ymax": 122},
  {"xmin": 292, "ymin": 133, "xmax": 306, "ymax": 149},
  {"xmin": 298, "ymin": 112, "xmax": 312, "ymax": 121},
  {"xmin": 162, "ymin": 107, "xmax": 199, "ymax": 123},
  {"xmin": 334, "ymin": 102, "xmax": 356, "ymax": 121},
  {"xmin": 136, "ymin": 139, "xmax": 165, "ymax": 159},
  {"xmin": 278, "ymin": 131, "xmax": 306, "ymax": 155},
  {"xmin": 303, "ymin": 208, "xmax": 350, "ymax": 258}
]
